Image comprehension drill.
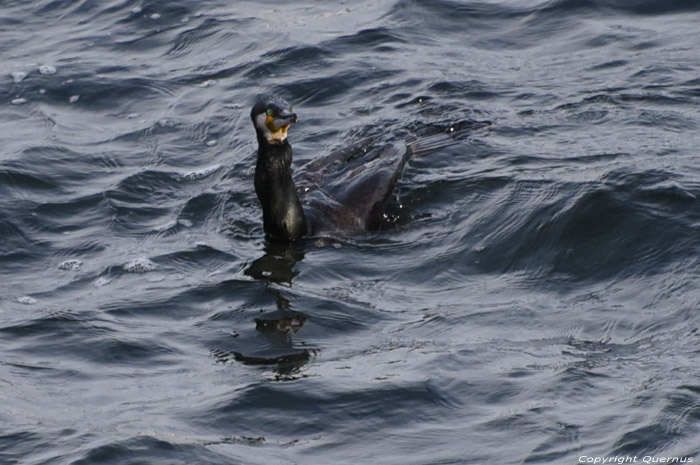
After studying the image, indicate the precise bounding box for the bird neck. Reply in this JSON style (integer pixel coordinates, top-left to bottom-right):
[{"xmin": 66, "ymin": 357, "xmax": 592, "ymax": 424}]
[{"xmin": 254, "ymin": 138, "xmax": 307, "ymax": 241}]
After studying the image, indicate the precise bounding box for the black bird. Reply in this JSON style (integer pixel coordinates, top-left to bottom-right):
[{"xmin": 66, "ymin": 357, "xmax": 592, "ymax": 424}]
[{"xmin": 250, "ymin": 95, "xmax": 472, "ymax": 242}]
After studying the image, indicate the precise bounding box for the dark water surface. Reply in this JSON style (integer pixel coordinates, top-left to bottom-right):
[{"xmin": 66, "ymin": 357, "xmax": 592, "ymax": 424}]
[{"xmin": 2, "ymin": 1, "xmax": 700, "ymax": 464}]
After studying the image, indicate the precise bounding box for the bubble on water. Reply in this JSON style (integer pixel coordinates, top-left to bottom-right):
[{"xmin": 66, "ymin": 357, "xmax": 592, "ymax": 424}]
[
  {"xmin": 200, "ymin": 79, "xmax": 217, "ymax": 88},
  {"xmin": 18, "ymin": 296, "xmax": 37, "ymax": 305},
  {"xmin": 11, "ymin": 71, "xmax": 27, "ymax": 83},
  {"xmin": 39, "ymin": 65, "xmax": 57, "ymax": 75},
  {"xmin": 39, "ymin": 89, "xmax": 46, "ymax": 94},
  {"xmin": 206, "ymin": 139, "xmax": 217, "ymax": 147},
  {"xmin": 58, "ymin": 259, "xmax": 82, "ymax": 271},
  {"xmin": 131, "ymin": 6, "xmax": 142, "ymax": 14},
  {"xmin": 11, "ymin": 97, "xmax": 27, "ymax": 105},
  {"xmin": 150, "ymin": 13, "xmax": 160, "ymax": 20},
  {"xmin": 124, "ymin": 257, "xmax": 157, "ymax": 273},
  {"xmin": 69, "ymin": 95, "xmax": 80, "ymax": 103}
]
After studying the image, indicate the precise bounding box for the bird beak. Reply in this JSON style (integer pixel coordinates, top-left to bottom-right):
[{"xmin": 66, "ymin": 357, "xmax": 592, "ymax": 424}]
[{"xmin": 272, "ymin": 110, "xmax": 298, "ymax": 129}]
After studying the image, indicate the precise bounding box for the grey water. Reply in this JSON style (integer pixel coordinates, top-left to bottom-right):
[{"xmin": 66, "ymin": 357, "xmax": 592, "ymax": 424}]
[{"xmin": 2, "ymin": 1, "xmax": 700, "ymax": 464}]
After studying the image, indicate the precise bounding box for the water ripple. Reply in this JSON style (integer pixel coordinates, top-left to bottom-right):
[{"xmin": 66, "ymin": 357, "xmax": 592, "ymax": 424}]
[{"xmin": 3, "ymin": 0, "xmax": 700, "ymax": 464}]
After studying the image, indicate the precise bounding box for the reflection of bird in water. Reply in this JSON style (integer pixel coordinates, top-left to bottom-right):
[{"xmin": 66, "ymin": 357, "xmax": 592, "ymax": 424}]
[
  {"xmin": 244, "ymin": 241, "xmax": 304, "ymax": 284},
  {"xmin": 250, "ymin": 95, "xmax": 479, "ymax": 242}
]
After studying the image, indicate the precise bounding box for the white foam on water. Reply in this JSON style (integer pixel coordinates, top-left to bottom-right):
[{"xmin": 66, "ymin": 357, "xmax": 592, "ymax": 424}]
[
  {"xmin": 69, "ymin": 95, "xmax": 80, "ymax": 103},
  {"xmin": 11, "ymin": 71, "xmax": 27, "ymax": 83},
  {"xmin": 124, "ymin": 257, "xmax": 157, "ymax": 273},
  {"xmin": 177, "ymin": 164, "xmax": 221, "ymax": 181},
  {"xmin": 58, "ymin": 259, "xmax": 83, "ymax": 271},
  {"xmin": 38, "ymin": 65, "xmax": 56, "ymax": 75},
  {"xmin": 18, "ymin": 296, "xmax": 37, "ymax": 305},
  {"xmin": 94, "ymin": 276, "xmax": 112, "ymax": 288},
  {"xmin": 11, "ymin": 98, "xmax": 27, "ymax": 105},
  {"xmin": 154, "ymin": 220, "xmax": 178, "ymax": 232}
]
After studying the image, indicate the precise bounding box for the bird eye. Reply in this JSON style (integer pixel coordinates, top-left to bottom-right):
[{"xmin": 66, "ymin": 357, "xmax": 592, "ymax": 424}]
[{"xmin": 266, "ymin": 109, "xmax": 273, "ymax": 116}]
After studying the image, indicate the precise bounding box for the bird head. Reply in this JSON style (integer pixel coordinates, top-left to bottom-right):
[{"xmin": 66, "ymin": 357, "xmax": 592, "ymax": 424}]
[{"xmin": 251, "ymin": 96, "xmax": 298, "ymax": 145}]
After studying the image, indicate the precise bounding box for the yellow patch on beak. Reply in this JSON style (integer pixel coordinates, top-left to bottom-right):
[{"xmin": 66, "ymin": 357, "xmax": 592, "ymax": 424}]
[{"xmin": 265, "ymin": 115, "xmax": 291, "ymax": 143}]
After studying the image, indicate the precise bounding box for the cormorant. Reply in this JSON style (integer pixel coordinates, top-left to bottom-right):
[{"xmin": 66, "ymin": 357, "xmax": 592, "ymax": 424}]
[{"xmin": 250, "ymin": 95, "xmax": 469, "ymax": 242}]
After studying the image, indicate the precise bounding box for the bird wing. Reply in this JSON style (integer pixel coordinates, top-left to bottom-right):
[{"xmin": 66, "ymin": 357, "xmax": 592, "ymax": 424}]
[
  {"xmin": 297, "ymin": 140, "xmax": 408, "ymax": 232},
  {"xmin": 295, "ymin": 118, "xmax": 489, "ymax": 235}
]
